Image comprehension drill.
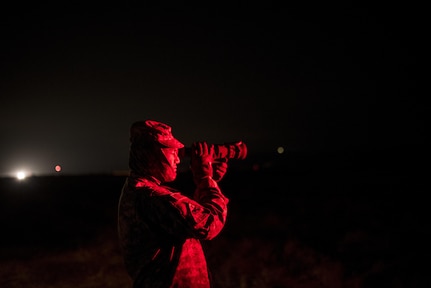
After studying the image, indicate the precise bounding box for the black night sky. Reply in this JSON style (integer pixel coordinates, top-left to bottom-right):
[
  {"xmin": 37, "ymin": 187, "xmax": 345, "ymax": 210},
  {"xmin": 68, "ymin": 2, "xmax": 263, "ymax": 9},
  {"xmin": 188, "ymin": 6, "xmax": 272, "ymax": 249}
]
[{"xmin": 0, "ymin": 3, "xmax": 426, "ymax": 176}]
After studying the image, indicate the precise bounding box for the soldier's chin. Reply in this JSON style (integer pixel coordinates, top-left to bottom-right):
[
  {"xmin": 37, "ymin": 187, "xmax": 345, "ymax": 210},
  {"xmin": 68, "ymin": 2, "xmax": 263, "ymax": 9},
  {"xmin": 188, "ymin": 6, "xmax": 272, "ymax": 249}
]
[{"xmin": 162, "ymin": 172, "xmax": 177, "ymax": 183}]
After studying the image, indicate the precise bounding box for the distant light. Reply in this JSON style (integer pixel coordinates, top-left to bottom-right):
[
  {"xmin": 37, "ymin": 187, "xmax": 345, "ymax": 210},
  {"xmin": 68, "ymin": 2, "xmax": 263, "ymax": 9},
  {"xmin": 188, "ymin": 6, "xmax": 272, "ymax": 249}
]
[
  {"xmin": 277, "ymin": 146, "xmax": 285, "ymax": 154},
  {"xmin": 16, "ymin": 171, "xmax": 26, "ymax": 180},
  {"xmin": 55, "ymin": 165, "xmax": 62, "ymax": 172}
]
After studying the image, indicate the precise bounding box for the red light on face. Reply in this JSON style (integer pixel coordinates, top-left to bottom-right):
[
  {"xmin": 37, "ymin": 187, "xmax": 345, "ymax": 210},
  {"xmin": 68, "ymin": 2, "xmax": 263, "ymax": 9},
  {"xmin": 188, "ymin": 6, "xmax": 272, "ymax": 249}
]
[{"xmin": 55, "ymin": 165, "xmax": 62, "ymax": 172}]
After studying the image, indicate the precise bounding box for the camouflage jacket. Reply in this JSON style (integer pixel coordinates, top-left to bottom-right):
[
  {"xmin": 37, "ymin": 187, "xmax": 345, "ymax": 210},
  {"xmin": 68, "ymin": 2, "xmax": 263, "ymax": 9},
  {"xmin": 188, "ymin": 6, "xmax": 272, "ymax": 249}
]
[{"xmin": 117, "ymin": 176, "xmax": 229, "ymax": 288}]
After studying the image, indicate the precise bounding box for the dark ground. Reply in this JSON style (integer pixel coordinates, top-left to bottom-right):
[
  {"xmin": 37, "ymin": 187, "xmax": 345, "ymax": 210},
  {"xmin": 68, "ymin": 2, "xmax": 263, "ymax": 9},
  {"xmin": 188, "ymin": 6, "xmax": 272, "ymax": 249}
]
[{"xmin": 0, "ymin": 150, "xmax": 428, "ymax": 287}]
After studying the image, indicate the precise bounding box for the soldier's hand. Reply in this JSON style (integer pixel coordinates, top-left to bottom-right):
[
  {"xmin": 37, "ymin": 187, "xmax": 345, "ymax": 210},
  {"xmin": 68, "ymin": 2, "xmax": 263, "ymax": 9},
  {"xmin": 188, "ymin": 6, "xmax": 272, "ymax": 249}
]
[
  {"xmin": 190, "ymin": 142, "xmax": 213, "ymax": 184},
  {"xmin": 212, "ymin": 159, "xmax": 228, "ymax": 182}
]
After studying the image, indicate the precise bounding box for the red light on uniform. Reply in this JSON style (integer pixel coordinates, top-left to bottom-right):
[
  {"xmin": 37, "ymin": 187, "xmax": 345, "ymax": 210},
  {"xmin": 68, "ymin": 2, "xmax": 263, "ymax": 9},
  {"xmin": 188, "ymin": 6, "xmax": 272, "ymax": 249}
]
[{"xmin": 55, "ymin": 165, "xmax": 62, "ymax": 172}]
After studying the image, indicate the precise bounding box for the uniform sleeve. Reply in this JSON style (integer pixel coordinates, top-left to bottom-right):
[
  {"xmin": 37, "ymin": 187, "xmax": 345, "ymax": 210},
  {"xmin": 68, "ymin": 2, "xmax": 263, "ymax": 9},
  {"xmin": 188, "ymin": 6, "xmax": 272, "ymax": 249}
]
[
  {"xmin": 141, "ymin": 180, "xmax": 228, "ymax": 241},
  {"xmin": 193, "ymin": 177, "xmax": 229, "ymax": 239}
]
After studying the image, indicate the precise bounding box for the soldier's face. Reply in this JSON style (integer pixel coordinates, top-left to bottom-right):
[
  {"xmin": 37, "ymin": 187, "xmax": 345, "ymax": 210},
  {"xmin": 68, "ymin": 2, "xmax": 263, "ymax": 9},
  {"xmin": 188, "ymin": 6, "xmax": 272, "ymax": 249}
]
[{"xmin": 160, "ymin": 147, "xmax": 180, "ymax": 182}]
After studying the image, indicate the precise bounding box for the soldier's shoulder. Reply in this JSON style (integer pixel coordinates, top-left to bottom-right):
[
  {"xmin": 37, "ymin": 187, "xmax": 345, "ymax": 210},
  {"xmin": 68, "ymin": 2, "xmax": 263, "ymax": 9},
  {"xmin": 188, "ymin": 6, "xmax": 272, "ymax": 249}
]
[{"xmin": 136, "ymin": 179, "xmax": 173, "ymax": 197}]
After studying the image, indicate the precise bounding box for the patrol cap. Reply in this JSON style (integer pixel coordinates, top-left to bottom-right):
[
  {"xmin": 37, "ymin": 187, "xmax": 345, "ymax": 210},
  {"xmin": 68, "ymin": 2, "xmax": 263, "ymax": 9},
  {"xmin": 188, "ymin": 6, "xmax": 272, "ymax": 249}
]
[{"xmin": 130, "ymin": 120, "xmax": 184, "ymax": 148}]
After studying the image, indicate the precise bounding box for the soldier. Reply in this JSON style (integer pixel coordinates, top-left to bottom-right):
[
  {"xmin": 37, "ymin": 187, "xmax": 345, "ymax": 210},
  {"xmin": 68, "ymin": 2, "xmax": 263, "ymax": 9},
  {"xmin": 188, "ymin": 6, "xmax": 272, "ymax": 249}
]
[{"xmin": 118, "ymin": 120, "xmax": 229, "ymax": 288}]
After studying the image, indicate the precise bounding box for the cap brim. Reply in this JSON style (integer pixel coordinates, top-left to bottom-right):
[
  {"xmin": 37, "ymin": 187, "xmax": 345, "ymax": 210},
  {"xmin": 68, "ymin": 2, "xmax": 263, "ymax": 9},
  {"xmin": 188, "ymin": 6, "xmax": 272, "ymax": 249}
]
[{"xmin": 159, "ymin": 138, "xmax": 184, "ymax": 148}]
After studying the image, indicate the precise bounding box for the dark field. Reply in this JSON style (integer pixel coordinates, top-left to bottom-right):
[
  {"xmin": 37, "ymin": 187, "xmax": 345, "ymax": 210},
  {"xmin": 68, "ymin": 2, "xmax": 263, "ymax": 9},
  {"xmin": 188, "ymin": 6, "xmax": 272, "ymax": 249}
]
[{"xmin": 0, "ymin": 152, "xmax": 428, "ymax": 287}]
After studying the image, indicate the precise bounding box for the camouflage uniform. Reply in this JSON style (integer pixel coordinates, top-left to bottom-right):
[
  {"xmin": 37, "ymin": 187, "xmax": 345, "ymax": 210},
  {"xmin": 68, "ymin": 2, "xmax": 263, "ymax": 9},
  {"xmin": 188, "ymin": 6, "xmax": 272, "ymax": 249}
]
[{"xmin": 118, "ymin": 168, "xmax": 228, "ymax": 287}]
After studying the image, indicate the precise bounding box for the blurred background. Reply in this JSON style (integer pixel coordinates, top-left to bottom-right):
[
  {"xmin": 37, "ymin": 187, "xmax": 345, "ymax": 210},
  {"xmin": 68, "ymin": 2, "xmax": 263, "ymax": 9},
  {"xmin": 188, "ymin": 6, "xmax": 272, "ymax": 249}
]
[
  {"xmin": 0, "ymin": 2, "xmax": 428, "ymax": 287},
  {"xmin": 0, "ymin": 157, "xmax": 428, "ymax": 287}
]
